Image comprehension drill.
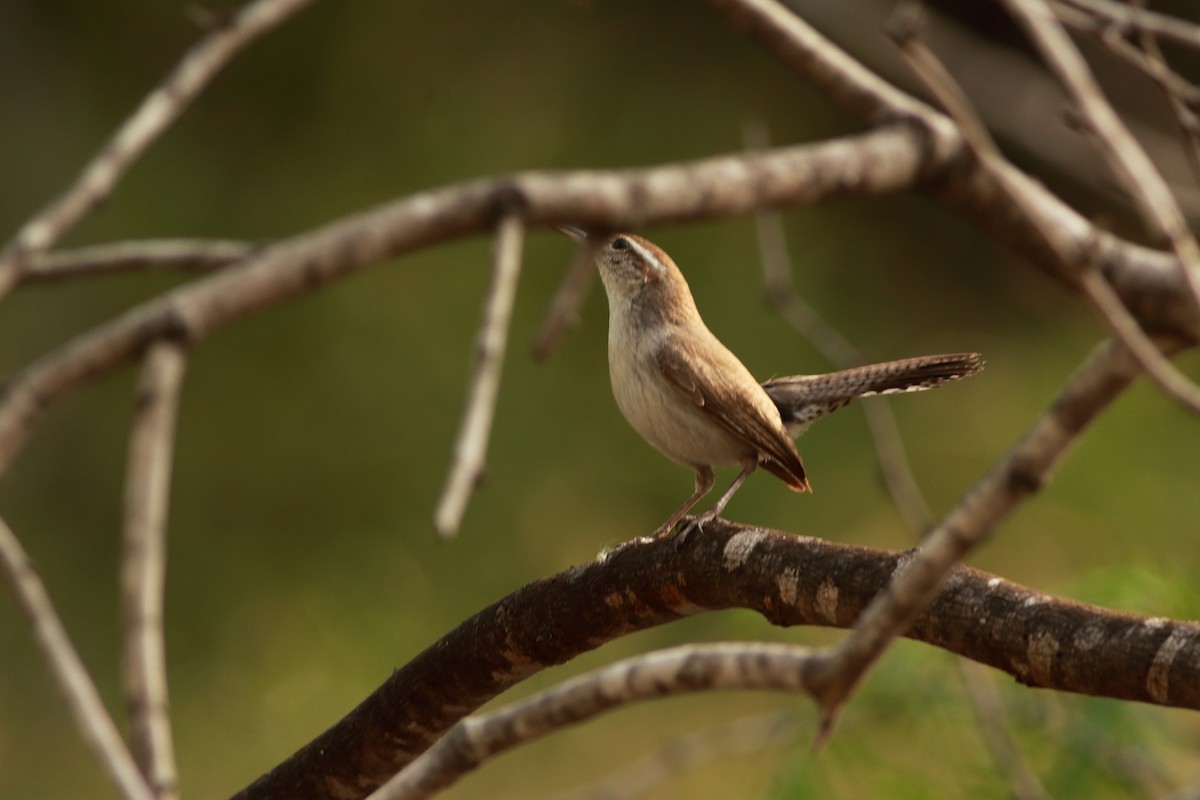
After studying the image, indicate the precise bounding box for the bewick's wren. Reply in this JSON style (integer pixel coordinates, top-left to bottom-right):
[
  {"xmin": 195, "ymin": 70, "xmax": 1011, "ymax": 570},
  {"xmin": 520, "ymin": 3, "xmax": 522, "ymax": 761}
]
[{"xmin": 559, "ymin": 227, "xmax": 983, "ymax": 537}]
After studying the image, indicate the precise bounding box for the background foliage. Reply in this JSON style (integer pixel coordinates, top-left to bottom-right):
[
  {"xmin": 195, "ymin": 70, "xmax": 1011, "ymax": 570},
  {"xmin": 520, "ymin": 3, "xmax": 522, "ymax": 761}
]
[{"xmin": 1, "ymin": 1, "xmax": 1198, "ymax": 797}]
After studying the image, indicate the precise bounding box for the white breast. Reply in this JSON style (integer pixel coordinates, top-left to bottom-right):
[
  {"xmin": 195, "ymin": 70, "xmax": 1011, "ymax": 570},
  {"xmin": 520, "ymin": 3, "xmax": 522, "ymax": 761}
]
[{"xmin": 607, "ymin": 311, "xmax": 752, "ymax": 468}]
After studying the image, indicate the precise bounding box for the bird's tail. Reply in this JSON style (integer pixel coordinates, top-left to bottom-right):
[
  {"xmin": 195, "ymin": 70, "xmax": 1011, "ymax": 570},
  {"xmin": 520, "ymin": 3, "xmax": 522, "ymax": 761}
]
[{"xmin": 763, "ymin": 352, "xmax": 984, "ymax": 437}]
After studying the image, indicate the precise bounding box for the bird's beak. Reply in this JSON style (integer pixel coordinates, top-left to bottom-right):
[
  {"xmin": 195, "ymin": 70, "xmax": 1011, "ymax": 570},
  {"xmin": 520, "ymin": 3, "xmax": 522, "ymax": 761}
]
[{"xmin": 554, "ymin": 225, "xmax": 588, "ymax": 244}]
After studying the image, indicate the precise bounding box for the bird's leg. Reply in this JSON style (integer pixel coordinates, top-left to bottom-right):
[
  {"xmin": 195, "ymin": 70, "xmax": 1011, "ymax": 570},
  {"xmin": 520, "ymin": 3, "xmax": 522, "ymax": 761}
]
[
  {"xmin": 682, "ymin": 459, "xmax": 758, "ymax": 537},
  {"xmin": 652, "ymin": 466, "xmax": 714, "ymax": 538}
]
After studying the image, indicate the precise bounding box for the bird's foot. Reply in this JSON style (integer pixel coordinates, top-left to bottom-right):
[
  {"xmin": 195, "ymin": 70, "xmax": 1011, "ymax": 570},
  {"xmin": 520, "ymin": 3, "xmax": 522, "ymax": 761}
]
[{"xmin": 672, "ymin": 511, "xmax": 722, "ymax": 545}]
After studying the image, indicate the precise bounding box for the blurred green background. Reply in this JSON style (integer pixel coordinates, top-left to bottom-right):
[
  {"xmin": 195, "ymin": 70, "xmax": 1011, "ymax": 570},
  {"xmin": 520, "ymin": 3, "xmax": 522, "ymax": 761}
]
[{"xmin": 2, "ymin": 1, "xmax": 1199, "ymax": 798}]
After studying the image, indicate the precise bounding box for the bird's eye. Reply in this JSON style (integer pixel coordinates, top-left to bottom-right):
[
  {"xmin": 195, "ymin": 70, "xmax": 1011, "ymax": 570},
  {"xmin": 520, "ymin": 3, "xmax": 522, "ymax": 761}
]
[{"xmin": 611, "ymin": 237, "xmax": 629, "ymax": 251}]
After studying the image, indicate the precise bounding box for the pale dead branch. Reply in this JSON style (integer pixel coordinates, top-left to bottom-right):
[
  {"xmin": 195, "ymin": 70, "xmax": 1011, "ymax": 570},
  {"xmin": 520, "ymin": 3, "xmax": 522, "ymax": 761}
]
[
  {"xmin": 121, "ymin": 341, "xmax": 188, "ymax": 800},
  {"xmin": 531, "ymin": 247, "xmax": 597, "ymax": 362},
  {"xmin": 435, "ymin": 213, "xmax": 527, "ymax": 538},
  {"xmin": 25, "ymin": 239, "xmax": 255, "ymax": 283},
  {"xmin": 0, "ymin": 515, "xmax": 154, "ymax": 800}
]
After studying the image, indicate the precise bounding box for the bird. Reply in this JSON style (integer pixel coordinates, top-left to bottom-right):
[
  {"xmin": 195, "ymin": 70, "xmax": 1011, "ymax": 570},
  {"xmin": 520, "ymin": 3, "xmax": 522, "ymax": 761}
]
[{"xmin": 558, "ymin": 226, "xmax": 983, "ymax": 538}]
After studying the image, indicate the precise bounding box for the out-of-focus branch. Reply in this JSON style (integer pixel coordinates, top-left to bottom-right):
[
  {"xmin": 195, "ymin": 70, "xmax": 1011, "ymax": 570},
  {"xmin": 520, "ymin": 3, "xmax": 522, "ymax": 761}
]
[
  {"xmin": 788, "ymin": 0, "xmax": 1200, "ymax": 223},
  {"xmin": 369, "ymin": 645, "xmax": 816, "ymax": 800},
  {"xmin": 0, "ymin": 515, "xmax": 155, "ymax": 800},
  {"xmin": 544, "ymin": 712, "xmax": 799, "ymax": 800},
  {"xmin": 1130, "ymin": 6, "xmax": 1200, "ymax": 190},
  {"xmin": 233, "ymin": 521, "xmax": 1200, "ymax": 799},
  {"xmin": 1053, "ymin": 4, "xmax": 1200, "ymax": 107},
  {"xmin": 1001, "ymin": 0, "xmax": 1200, "ymax": 313},
  {"xmin": 1079, "ymin": 266, "xmax": 1200, "ymax": 413},
  {"xmin": 958, "ymin": 661, "xmax": 1050, "ymax": 800},
  {"xmin": 1052, "ymin": 0, "xmax": 1200, "ymax": 51},
  {"xmin": 25, "ymin": 239, "xmax": 255, "ymax": 283},
  {"xmin": 0, "ymin": 0, "xmax": 317, "ymax": 300},
  {"xmin": 710, "ymin": 0, "xmax": 1199, "ymax": 340},
  {"xmin": 121, "ymin": 341, "xmax": 188, "ymax": 800},
  {"xmin": 531, "ymin": 247, "xmax": 596, "ymax": 361},
  {"xmin": 435, "ymin": 213, "xmax": 527, "ymax": 538},
  {"xmin": 719, "ymin": 0, "xmax": 1167, "ymax": 744}
]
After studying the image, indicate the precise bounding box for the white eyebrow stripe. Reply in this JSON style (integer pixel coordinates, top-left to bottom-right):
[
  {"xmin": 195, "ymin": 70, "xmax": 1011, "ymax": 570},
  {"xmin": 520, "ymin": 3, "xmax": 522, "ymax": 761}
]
[{"xmin": 626, "ymin": 238, "xmax": 665, "ymax": 272}]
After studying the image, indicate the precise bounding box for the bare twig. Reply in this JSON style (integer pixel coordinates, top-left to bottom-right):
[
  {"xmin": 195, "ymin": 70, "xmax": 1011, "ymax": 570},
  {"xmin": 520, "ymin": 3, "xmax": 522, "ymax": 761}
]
[
  {"xmin": 711, "ymin": 0, "xmax": 1200, "ymax": 341},
  {"xmin": 531, "ymin": 247, "xmax": 596, "ymax": 361},
  {"xmin": 808, "ymin": 339, "xmax": 1144, "ymax": 739},
  {"xmin": 1080, "ymin": 264, "xmax": 1200, "ymax": 413},
  {"xmin": 1052, "ymin": 0, "xmax": 1200, "ymax": 51},
  {"xmin": 544, "ymin": 712, "xmax": 799, "ymax": 800},
  {"xmin": 367, "ymin": 643, "xmax": 819, "ymax": 800},
  {"xmin": 708, "ymin": 0, "xmax": 955, "ymax": 131},
  {"xmin": 234, "ymin": 518, "xmax": 1200, "ymax": 798},
  {"xmin": 435, "ymin": 214, "xmax": 527, "ymax": 538},
  {"xmin": 0, "ymin": 0, "xmax": 316, "ymax": 299},
  {"xmin": 1129, "ymin": 2, "xmax": 1200, "ymax": 192},
  {"xmin": 1051, "ymin": 4, "xmax": 1200, "ymax": 105},
  {"xmin": 1053, "ymin": 1, "xmax": 1200, "ymax": 195},
  {"xmin": 1001, "ymin": 0, "xmax": 1200, "ymax": 314},
  {"xmin": 121, "ymin": 341, "xmax": 188, "ymax": 800},
  {"xmin": 25, "ymin": 239, "xmax": 256, "ymax": 283},
  {"xmin": 0, "ymin": 515, "xmax": 154, "ymax": 800}
]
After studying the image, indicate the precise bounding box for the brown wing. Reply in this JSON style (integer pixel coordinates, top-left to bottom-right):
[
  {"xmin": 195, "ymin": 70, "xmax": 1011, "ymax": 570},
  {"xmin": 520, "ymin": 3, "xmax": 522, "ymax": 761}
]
[{"xmin": 656, "ymin": 342, "xmax": 810, "ymax": 492}]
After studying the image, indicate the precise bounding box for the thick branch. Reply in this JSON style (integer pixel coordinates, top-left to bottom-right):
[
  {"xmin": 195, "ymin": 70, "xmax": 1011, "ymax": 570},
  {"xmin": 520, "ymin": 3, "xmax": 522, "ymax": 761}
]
[{"xmin": 233, "ymin": 522, "xmax": 1200, "ymax": 800}]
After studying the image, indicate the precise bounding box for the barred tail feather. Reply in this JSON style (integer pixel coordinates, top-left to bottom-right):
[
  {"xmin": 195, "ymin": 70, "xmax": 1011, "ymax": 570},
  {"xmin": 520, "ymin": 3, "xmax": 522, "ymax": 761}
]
[{"xmin": 764, "ymin": 352, "xmax": 983, "ymax": 436}]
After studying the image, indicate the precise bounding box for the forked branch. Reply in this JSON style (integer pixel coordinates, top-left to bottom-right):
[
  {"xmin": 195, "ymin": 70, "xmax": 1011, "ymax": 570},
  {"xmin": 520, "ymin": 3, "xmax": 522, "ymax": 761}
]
[{"xmin": 0, "ymin": 0, "xmax": 317, "ymax": 299}]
